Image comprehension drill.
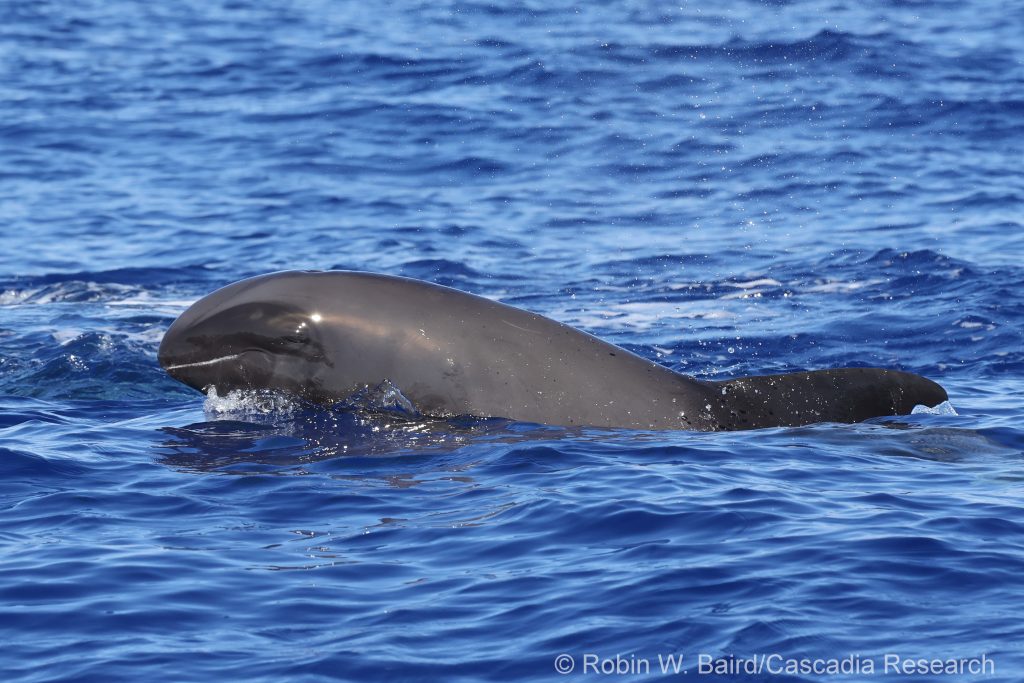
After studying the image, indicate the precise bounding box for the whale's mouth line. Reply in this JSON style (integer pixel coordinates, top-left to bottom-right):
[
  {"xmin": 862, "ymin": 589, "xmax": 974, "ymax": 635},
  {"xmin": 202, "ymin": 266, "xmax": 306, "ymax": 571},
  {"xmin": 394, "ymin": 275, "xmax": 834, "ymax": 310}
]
[{"xmin": 164, "ymin": 353, "xmax": 242, "ymax": 371}]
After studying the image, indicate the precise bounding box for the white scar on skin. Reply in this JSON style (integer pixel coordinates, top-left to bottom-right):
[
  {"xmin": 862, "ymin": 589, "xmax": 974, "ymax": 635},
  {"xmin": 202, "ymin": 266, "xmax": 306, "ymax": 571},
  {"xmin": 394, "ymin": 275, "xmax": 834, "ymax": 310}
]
[{"xmin": 164, "ymin": 354, "xmax": 242, "ymax": 371}]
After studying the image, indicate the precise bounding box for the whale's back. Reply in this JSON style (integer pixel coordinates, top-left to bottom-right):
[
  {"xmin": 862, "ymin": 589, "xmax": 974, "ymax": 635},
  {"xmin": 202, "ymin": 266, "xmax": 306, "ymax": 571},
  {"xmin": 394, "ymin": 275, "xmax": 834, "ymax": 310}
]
[{"xmin": 705, "ymin": 368, "xmax": 948, "ymax": 430}]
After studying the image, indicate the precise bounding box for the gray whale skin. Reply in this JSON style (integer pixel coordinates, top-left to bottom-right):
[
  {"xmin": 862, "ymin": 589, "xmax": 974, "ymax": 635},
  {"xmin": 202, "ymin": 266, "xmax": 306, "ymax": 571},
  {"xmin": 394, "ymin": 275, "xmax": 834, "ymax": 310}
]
[{"xmin": 158, "ymin": 270, "xmax": 948, "ymax": 431}]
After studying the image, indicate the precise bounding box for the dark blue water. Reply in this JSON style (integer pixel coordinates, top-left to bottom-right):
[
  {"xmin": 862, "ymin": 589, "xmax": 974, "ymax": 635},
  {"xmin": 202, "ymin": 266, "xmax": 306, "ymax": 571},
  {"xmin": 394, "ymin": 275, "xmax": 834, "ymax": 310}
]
[{"xmin": 2, "ymin": 1, "xmax": 1023, "ymax": 681}]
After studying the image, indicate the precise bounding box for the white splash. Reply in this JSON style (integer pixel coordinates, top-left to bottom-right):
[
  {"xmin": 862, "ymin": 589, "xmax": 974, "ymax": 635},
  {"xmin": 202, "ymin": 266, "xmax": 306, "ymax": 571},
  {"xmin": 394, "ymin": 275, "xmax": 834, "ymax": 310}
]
[
  {"xmin": 911, "ymin": 401, "xmax": 958, "ymax": 416},
  {"xmin": 804, "ymin": 278, "xmax": 887, "ymax": 294},
  {"xmin": 203, "ymin": 386, "xmax": 299, "ymax": 418},
  {"xmin": 727, "ymin": 278, "xmax": 782, "ymax": 289},
  {"xmin": 345, "ymin": 379, "xmax": 420, "ymax": 416}
]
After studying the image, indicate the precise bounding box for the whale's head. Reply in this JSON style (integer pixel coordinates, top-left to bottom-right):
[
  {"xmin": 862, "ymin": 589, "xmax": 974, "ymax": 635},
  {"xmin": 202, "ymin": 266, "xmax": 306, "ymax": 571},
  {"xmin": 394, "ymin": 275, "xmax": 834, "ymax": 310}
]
[{"xmin": 159, "ymin": 273, "xmax": 332, "ymax": 398}]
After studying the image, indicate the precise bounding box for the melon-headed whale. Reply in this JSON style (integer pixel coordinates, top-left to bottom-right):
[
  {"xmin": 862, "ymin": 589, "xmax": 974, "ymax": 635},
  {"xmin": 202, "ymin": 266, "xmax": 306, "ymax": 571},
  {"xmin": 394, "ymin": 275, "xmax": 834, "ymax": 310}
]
[{"xmin": 158, "ymin": 271, "xmax": 947, "ymax": 430}]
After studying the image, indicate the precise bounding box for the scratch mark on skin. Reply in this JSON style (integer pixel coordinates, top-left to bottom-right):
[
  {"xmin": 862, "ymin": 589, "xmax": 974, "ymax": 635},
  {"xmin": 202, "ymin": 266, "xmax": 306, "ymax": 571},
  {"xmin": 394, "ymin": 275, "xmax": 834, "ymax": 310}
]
[{"xmin": 501, "ymin": 319, "xmax": 540, "ymax": 334}]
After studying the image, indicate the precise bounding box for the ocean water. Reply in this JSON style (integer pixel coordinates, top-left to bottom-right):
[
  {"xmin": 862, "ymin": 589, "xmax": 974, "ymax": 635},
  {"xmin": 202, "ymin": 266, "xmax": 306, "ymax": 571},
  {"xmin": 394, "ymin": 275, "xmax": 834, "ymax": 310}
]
[{"xmin": 1, "ymin": 0, "xmax": 1023, "ymax": 680}]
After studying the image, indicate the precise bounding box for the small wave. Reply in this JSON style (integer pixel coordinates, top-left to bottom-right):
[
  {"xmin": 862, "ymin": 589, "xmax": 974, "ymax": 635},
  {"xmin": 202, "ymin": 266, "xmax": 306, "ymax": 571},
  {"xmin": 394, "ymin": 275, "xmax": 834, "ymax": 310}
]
[
  {"xmin": 641, "ymin": 29, "xmax": 864, "ymax": 64},
  {"xmin": 0, "ymin": 331, "xmax": 181, "ymax": 401},
  {"xmin": 0, "ymin": 281, "xmax": 140, "ymax": 305},
  {"xmin": 863, "ymin": 97, "xmax": 1024, "ymax": 138},
  {"xmin": 418, "ymin": 155, "xmax": 510, "ymax": 176},
  {"xmin": 636, "ymin": 73, "xmax": 706, "ymax": 92},
  {"xmin": 398, "ymin": 259, "xmax": 487, "ymax": 288},
  {"xmin": 0, "ymin": 266, "xmax": 214, "ymax": 305}
]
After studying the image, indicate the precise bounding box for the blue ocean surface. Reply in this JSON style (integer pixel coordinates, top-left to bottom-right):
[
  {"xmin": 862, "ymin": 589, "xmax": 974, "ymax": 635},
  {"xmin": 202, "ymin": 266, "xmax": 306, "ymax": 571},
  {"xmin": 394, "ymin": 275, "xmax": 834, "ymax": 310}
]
[{"xmin": 1, "ymin": 0, "xmax": 1023, "ymax": 681}]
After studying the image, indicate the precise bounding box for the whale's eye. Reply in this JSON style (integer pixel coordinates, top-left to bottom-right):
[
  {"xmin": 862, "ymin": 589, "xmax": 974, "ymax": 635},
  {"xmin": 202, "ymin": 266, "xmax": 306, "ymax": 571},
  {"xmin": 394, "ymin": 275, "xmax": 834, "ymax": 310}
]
[{"xmin": 282, "ymin": 323, "xmax": 311, "ymax": 345}]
